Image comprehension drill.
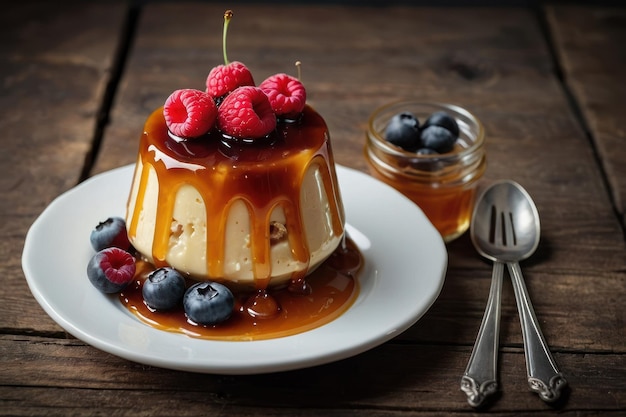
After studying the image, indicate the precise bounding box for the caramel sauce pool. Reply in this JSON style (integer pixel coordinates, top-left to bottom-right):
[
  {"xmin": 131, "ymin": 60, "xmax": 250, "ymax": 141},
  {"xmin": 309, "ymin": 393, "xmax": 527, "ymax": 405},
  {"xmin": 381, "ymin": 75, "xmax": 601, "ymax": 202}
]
[{"xmin": 119, "ymin": 238, "xmax": 363, "ymax": 341}]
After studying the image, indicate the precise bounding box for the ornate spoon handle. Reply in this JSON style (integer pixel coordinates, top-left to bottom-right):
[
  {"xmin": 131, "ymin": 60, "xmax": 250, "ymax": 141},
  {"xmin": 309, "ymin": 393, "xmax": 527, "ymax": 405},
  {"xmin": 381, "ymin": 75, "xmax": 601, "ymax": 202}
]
[
  {"xmin": 461, "ymin": 261, "xmax": 503, "ymax": 407},
  {"xmin": 508, "ymin": 262, "xmax": 568, "ymax": 402}
]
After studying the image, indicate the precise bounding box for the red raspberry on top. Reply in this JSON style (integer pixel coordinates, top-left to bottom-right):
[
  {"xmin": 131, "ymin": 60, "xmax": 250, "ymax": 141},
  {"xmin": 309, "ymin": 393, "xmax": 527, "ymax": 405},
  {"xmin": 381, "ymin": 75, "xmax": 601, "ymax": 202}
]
[
  {"xmin": 163, "ymin": 89, "xmax": 217, "ymax": 139},
  {"xmin": 217, "ymin": 86, "xmax": 276, "ymax": 139},
  {"xmin": 259, "ymin": 73, "xmax": 306, "ymax": 118},
  {"xmin": 206, "ymin": 61, "xmax": 255, "ymax": 100}
]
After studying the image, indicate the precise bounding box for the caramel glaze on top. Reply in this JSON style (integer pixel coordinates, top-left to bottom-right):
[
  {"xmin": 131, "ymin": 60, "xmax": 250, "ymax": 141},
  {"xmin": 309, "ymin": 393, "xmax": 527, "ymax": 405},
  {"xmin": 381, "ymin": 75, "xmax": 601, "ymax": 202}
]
[{"xmin": 127, "ymin": 104, "xmax": 345, "ymax": 293}]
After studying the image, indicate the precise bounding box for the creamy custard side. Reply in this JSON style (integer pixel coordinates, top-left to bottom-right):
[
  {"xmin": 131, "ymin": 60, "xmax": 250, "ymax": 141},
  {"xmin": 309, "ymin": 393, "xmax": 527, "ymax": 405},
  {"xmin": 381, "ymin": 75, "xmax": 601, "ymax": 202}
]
[{"xmin": 126, "ymin": 105, "xmax": 345, "ymax": 288}]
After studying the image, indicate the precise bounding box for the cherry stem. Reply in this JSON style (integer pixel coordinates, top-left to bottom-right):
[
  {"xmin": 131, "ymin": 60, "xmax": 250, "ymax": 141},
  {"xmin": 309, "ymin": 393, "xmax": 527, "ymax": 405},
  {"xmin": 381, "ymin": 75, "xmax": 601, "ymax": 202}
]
[
  {"xmin": 295, "ymin": 61, "xmax": 302, "ymax": 80},
  {"xmin": 222, "ymin": 10, "xmax": 233, "ymax": 65}
]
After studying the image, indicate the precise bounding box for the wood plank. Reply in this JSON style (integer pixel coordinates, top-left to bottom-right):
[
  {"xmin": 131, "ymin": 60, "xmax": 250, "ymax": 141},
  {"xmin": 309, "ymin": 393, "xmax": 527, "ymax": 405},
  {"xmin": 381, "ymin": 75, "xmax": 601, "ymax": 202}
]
[
  {"xmin": 96, "ymin": 4, "xmax": 563, "ymax": 174},
  {"xmin": 1, "ymin": 335, "xmax": 625, "ymax": 414},
  {"xmin": 2, "ymin": 3, "xmax": 626, "ymax": 416},
  {"xmin": 0, "ymin": 2, "xmax": 128, "ymax": 334},
  {"xmin": 400, "ymin": 268, "xmax": 626, "ymax": 353},
  {"xmin": 545, "ymin": 6, "xmax": 626, "ymax": 225}
]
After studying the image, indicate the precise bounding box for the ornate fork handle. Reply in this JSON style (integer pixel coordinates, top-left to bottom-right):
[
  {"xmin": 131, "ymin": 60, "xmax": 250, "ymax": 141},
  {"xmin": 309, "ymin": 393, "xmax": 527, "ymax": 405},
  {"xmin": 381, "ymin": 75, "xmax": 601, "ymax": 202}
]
[
  {"xmin": 461, "ymin": 261, "xmax": 503, "ymax": 407},
  {"xmin": 508, "ymin": 262, "xmax": 568, "ymax": 402}
]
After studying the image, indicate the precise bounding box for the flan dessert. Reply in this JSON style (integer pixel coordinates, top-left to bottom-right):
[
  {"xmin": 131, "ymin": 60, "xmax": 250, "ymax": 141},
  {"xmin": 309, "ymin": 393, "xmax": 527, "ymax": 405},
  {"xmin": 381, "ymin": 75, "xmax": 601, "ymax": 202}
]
[
  {"xmin": 125, "ymin": 64, "xmax": 345, "ymax": 291},
  {"xmin": 82, "ymin": 10, "xmax": 362, "ymax": 340}
]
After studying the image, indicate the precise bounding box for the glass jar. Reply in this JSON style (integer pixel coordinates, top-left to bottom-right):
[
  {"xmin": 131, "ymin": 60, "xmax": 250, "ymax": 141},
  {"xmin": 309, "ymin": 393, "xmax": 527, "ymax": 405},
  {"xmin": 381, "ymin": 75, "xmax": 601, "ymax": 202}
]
[{"xmin": 365, "ymin": 101, "xmax": 486, "ymax": 242}]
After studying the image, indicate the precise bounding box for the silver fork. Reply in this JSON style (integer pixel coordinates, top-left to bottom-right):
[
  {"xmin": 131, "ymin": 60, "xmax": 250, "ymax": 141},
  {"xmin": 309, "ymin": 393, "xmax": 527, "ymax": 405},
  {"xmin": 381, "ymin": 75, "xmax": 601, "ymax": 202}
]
[{"xmin": 463, "ymin": 200, "xmax": 506, "ymax": 407}]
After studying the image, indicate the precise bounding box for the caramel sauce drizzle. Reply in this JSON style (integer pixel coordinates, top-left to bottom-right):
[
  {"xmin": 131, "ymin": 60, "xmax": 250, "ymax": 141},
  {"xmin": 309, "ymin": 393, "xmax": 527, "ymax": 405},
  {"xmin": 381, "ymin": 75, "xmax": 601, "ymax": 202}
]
[
  {"xmin": 122, "ymin": 105, "xmax": 360, "ymax": 340},
  {"xmin": 127, "ymin": 105, "xmax": 345, "ymax": 291}
]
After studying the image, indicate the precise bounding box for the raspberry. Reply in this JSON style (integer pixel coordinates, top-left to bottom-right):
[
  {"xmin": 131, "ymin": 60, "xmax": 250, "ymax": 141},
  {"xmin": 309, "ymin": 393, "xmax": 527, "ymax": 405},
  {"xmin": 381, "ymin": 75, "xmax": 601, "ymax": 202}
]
[
  {"xmin": 217, "ymin": 86, "xmax": 277, "ymax": 139},
  {"xmin": 163, "ymin": 89, "xmax": 217, "ymax": 139},
  {"xmin": 205, "ymin": 61, "xmax": 255, "ymax": 100},
  {"xmin": 87, "ymin": 247, "xmax": 136, "ymax": 294},
  {"xmin": 259, "ymin": 73, "xmax": 306, "ymax": 118}
]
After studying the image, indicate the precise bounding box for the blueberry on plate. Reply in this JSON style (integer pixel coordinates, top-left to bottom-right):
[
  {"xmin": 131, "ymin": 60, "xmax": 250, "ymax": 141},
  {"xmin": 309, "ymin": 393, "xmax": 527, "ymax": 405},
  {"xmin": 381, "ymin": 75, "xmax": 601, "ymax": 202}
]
[
  {"xmin": 384, "ymin": 112, "xmax": 421, "ymax": 151},
  {"xmin": 90, "ymin": 216, "xmax": 131, "ymax": 252},
  {"xmin": 423, "ymin": 111, "xmax": 460, "ymax": 138},
  {"xmin": 420, "ymin": 125, "xmax": 457, "ymax": 154},
  {"xmin": 87, "ymin": 247, "xmax": 136, "ymax": 293},
  {"xmin": 142, "ymin": 267, "xmax": 186, "ymax": 311},
  {"xmin": 184, "ymin": 281, "xmax": 234, "ymax": 325}
]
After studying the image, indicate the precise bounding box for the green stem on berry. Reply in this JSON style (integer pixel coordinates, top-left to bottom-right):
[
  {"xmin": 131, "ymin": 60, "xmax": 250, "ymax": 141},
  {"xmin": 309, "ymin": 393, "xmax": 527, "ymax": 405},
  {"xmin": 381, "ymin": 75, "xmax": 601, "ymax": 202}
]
[
  {"xmin": 223, "ymin": 10, "xmax": 233, "ymax": 65},
  {"xmin": 295, "ymin": 61, "xmax": 302, "ymax": 80}
]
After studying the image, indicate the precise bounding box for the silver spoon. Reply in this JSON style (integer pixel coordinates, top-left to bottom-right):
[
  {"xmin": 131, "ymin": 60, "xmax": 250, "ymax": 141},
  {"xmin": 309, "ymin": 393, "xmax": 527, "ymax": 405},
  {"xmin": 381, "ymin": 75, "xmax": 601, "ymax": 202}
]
[{"xmin": 470, "ymin": 180, "xmax": 567, "ymax": 403}]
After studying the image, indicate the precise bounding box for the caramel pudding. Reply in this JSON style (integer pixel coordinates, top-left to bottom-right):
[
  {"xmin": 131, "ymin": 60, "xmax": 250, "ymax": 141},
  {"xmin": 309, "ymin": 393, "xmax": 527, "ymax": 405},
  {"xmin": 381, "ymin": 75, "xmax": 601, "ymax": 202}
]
[
  {"xmin": 122, "ymin": 103, "xmax": 362, "ymax": 340},
  {"xmin": 126, "ymin": 105, "xmax": 346, "ymax": 290},
  {"xmin": 117, "ymin": 10, "xmax": 360, "ymax": 337}
]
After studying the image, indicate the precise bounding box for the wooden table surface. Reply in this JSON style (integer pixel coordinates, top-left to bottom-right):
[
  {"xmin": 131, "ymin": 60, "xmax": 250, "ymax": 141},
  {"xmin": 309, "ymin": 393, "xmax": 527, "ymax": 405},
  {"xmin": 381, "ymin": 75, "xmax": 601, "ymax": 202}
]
[{"xmin": 2, "ymin": 2, "xmax": 625, "ymax": 415}]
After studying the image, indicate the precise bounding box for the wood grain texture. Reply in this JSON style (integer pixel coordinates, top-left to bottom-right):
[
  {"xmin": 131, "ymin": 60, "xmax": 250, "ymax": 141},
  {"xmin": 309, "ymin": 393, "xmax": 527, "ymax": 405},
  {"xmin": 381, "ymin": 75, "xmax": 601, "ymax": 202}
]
[
  {"xmin": 1, "ymin": 335, "xmax": 624, "ymax": 415},
  {"xmin": 2, "ymin": 2, "xmax": 626, "ymax": 416},
  {"xmin": 0, "ymin": 2, "xmax": 127, "ymax": 335},
  {"xmin": 546, "ymin": 6, "xmax": 626, "ymax": 226}
]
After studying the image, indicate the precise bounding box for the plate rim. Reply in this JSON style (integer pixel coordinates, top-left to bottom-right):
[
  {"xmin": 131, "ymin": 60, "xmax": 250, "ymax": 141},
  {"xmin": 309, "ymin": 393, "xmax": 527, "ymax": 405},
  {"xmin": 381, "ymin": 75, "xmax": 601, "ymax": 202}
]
[{"xmin": 22, "ymin": 164, "xmax": 447, "ymax": 374}]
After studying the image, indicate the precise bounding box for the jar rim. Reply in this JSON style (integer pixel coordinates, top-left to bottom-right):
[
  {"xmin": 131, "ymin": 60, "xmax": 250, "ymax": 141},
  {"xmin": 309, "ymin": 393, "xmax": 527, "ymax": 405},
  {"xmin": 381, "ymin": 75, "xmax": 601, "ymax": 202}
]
[{"xmin": 367, "ymin": 100, "xmax": 485, "ymax": 161}]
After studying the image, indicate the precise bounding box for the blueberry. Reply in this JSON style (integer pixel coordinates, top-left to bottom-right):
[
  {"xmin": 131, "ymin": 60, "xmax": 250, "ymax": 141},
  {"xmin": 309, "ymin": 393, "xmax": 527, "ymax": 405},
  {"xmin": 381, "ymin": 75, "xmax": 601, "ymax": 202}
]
[
  {"xmin": 87, "ymin": 247, "xmax": 136, "ymax": 293},
  {"xmin": 383, "ymin": 112, "xmax": 420, "ymax": 151},
  {"xmin": 423, "ymin": 111, "xmax": 459, "ymax": 137},
  {"xmin": 420, "ymin": 125, "xmax": 457, "ymax": 154},
  {"xmin": 142, "ymin": 267, "xmax": 186, "ymax": 311},
  {"xmin": 90, "ymin": 217, "xmax": 130, "ymax": 252},
  {"xmin": 184, "ymin": 281, "xmax": 234, "ymax": 325}
]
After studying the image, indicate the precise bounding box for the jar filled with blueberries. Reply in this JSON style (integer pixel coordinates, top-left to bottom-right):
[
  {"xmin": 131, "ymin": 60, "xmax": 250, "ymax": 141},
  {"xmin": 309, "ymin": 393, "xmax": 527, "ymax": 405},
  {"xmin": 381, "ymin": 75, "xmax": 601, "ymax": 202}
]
[{"xmin": 365, "ymin": 101, "xmax": 486, "ymax": 242}]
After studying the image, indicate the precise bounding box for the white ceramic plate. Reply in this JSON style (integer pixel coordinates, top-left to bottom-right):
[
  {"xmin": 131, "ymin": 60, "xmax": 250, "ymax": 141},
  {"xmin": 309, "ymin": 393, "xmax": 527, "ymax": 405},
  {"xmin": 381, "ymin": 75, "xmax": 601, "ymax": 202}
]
[{"xmin": 22, "ymin": 164, "xmax": 447, "ymax": 374}]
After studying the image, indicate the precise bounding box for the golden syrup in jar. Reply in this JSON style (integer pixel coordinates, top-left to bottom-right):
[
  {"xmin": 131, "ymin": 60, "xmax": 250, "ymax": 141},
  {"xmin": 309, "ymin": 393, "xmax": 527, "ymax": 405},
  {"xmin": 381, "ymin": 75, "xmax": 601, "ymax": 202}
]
[
  {"xmin": 365, "ymin": 101, "xmax": 486, "ymax": 242},
  {"xmin": 365, "ymin": 160, "xmax": 478, "ymax": 241}
]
